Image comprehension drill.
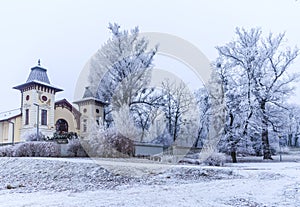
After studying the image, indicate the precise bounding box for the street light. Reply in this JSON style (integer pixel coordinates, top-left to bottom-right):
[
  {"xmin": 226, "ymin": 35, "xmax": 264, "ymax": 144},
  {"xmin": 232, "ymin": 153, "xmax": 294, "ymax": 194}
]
[
  {"xmin": 33, "ymin": 103, "xmax": 40, "ymax": 141},
  {"xmin": 7, "ymin": 120, "xmax": 14, "ymax": 145}
]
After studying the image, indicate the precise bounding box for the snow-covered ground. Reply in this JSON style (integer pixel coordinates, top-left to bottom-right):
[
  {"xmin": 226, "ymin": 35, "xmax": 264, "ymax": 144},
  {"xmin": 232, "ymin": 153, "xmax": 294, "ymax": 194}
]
[{"xmin": 0, "ymin": 156, "xmax": 300, "ymax": 207}]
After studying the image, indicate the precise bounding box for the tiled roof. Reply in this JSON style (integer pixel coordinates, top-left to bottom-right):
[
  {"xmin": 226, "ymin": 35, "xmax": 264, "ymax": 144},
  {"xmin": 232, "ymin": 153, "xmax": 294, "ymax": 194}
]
[{"xmin": 26, "ymin": 66, "xmax": 50, "ymax": 84}]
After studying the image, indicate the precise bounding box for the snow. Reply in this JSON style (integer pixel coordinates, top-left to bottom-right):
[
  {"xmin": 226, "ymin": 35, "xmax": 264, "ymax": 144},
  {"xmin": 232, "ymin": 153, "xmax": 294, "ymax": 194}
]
[
  {"xmin": 0, "ymin": 157, "xmax": 300, "ymax": 207},
  {"xmin": 0, "ymin": 108, "xmax": 21, "ymax": 121}
]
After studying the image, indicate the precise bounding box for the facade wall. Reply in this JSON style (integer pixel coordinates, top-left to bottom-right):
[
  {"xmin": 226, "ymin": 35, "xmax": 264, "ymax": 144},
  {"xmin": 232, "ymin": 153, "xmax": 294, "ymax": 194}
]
[
  {"xmin": 0, "ymin": 116, "xmax": 22, "ymax": 144},
  {"xmin": 54, "ymin": 107, "xmax": 80, "ymax": 134},
  {"xmin": 14, "ymin": 116, "xmax": 22, "ymax": 143},
  {"xmin": 76, "ymin": 100, "xmax": 104, "ymax": 138},
  {"xmin": 20, "ymin": 85, "xmax": 57, "ymax": 140},
  {"xmin": 0, "ymin": 122, "xmax": 8, "ymax": 143}
]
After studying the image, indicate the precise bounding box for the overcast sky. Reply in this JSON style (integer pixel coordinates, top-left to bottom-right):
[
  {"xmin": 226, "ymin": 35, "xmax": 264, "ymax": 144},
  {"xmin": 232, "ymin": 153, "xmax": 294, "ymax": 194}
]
[{"xmin": 0, "ymin": 0, "xmax": 299, "ymax": 112}]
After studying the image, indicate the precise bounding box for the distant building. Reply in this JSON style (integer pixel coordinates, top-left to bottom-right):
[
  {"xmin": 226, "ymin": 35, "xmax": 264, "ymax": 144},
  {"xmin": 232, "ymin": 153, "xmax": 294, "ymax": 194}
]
[{"xmin": 0, "ymin": 61, "xmax": 105, "ymax": 144}]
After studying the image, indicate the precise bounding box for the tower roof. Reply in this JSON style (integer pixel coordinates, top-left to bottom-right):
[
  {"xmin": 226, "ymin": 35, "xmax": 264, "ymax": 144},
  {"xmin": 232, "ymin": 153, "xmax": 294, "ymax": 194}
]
[
  {"xmin": 13, "ymin": 60, "xmax": 63, "ymax": 93},
  {"xmin": 26, "ymin": 65, "xmax": 50, "ymax": 84},
  {"xmin": 73, "ymin": 86, "xmax": 108, "ymax": 106},
  {"xmin": 82, "ymin": 86, "xmax": 94, "ymax": 98}
]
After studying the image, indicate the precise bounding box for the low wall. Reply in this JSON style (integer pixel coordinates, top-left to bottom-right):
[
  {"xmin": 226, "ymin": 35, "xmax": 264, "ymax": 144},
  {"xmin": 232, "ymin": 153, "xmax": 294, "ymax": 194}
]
[
  {"xmin": 134, "ymin": 142, "xmax": 164, "ymax": 157},
  {"xmin": 163, "ymin": 146, "xmax": 202, "ymax": 155}
]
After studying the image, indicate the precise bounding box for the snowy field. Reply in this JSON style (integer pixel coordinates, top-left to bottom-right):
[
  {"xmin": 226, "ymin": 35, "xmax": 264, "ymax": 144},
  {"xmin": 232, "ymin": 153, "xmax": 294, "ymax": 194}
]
[{"xmin": 0, "ymin": 155, "xmax": 300, "ymax": 207}]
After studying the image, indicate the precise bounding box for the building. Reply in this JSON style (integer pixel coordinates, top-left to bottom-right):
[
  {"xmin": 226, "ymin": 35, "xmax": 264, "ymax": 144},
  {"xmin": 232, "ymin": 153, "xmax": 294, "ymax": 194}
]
[{"xmin": 0, "ymin": 61, "xmax": 104, "ymax": 144}]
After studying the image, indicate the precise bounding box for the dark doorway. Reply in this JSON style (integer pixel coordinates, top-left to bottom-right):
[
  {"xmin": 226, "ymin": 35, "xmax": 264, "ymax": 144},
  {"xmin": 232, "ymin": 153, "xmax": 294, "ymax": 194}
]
[{"xmin": 56, "ymin": 119, "xmax": 68, "ymax": 134}]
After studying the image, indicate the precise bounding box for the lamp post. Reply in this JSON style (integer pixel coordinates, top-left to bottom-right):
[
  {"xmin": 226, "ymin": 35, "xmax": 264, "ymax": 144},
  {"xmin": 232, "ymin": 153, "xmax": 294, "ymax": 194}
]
[
  {"xmin": 7, "ymin": 120, "xmax": 14, "ymax": 145},
  {"xmin": 34, "ymin": 103, "xmax": 40, "ymax": 141}
]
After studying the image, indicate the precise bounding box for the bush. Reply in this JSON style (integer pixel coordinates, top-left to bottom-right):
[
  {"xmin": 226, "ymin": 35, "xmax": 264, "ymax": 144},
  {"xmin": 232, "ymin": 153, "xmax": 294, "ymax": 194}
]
[
  {"xmin": 86, "ymin": 126, "xmax": 134, "ymax": 158},
  {"xmin": 23, "ymin": 131, "xmax": 45, "ymax": 142},
  {"xmin": 109, "ymin": 133, "xmax": 134, "ymax": 157},
  {"xmin": 0, "ymin": 140, "xmax": 89, "ymax": 157},
  {"xmin": 0, "ymin": 145, "xmax": 14, "ymax": 157},
  {"xmin": 13, "ymin": 142, "xmax": 60, "ymax": 157},
  {"xmin": 203, "ymin": 152, "xmax": 226, "ymax": 166},
  {"xmin": 67, "ymin": 139, "xmax": 88, "ymax": 157}
]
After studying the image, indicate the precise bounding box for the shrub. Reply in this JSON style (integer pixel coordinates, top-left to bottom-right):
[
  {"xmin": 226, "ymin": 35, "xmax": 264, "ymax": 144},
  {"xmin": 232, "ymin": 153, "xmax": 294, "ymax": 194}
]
[
  {"xmin": 13, "ymin": 142, "xmax": 60, "ymax": 157},
  {"xmin": 23, "ymin": 131, "xmax": 45, "ymax": 142},
  {"xmin": 13, "ymin": 142, "xmax": 35, "ymax": 157},
  {"xmin": 108, "ymin": 133, "xmax": 134, "ymax": 157},
  {"xmin": 66, "ymin": 139, "xmax": 88, "ymax": 157},
  {"xmin": 203, "ymin": 152, "xmax": 226, "ymax": 166},
  {"xmin": 86, "ymin": 126, "xmax": 134, "ymax": 158},
  {"xmin": 35, "ymin": 142, "xmax": 60, "ymax": 157},
  {"xmin": 0, "ymin": 145, "xmax": 14, "ymax": 157}
]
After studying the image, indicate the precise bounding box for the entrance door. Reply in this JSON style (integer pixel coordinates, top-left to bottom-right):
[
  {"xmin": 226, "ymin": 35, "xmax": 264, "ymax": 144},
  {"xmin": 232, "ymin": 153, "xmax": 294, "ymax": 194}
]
[{"xmin": 55, "ymin": 119, "xmax": 68, "ymax": 134}]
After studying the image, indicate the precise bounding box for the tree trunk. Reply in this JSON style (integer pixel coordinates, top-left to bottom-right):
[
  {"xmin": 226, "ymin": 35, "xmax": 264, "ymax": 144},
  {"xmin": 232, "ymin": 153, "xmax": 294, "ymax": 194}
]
[
  {"xmin": 295, "ymin": 136, "xmax": 299, "ymax": 147},
  {"xmin": 288, "ymin": 134, "xmax": 292, "ymax": 147},
  {"xmin": 193, "ymin": 127, "xmax": 203, "ymax": 148},
  {"xmin": 261, "ymin": 101, "xmax": 273, "ymax": 160},
  {"xmin": 173, "ymin": 113, "xmax": 179, "ymax": 142},
  {"xmin": 228, "ymin": 112, "xmax": 237, "ymax": 163},
  {"xmin": 230, "ymin": 151, "xmax": 237, "ymax": 163}
]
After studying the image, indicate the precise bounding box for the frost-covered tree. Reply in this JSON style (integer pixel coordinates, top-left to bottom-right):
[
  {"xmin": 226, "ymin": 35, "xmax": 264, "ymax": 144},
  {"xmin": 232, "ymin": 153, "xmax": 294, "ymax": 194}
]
[
  {"xmin": 193, "ymin": 88, "xmax": 210, "ymax": 148},
  {"xmin": 161, "ymin": 80, "xmax": 198, "ymax": 145},
  {"xmin": 130, "ymin": 88, "xmax": 165, "ymax": 142},
  {"xmin": 87, "ymin": 23, "xmax": 157, "ymax": 127},
  {"xmin": 213, "ymin": 60, "xmax": 248, "ymax": 163},
  {"xmin": 112, "ymin": 104, "xmax": 140, "ymax": 141},
  {"xmin": 280, "ymin": 104, "xmax": 300, "ymax": 147},
  {"xmin": 89, "ymin": 23, "xmax": 157, "ymax": 98},
  {"xmin": 198, "ymin": 66, "xmax": 226, "ymax": 163},
  {"xmin": 216, "ymin": 27, "xmax": 299, "ymax": 160}
]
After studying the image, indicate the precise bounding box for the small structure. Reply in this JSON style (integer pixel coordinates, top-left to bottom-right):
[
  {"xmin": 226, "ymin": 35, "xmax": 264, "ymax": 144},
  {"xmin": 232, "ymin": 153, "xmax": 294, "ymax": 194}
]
[{"xmin": 134, "ymin": 142, "xmax": 164, "ymax": 157}]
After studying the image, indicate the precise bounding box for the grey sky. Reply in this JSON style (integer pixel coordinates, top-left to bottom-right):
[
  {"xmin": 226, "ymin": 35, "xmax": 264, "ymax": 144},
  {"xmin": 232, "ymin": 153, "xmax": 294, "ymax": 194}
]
[{"xmin": 0, "ymin": 0, "xmax": 299, "ymax": 112}]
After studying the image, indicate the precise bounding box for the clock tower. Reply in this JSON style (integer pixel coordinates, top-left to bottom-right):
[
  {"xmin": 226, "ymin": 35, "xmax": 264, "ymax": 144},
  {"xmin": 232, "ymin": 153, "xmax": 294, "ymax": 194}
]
[{"xmin": 13, "ymin": 60, "xmax": 63, "ymax": 140}]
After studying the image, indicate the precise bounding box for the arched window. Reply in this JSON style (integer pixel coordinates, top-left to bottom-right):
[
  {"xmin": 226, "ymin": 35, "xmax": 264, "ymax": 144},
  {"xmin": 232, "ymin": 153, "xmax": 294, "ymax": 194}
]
[{"xmin": 56, "ymin": 119, "xmax": 68, "ymax": 134}]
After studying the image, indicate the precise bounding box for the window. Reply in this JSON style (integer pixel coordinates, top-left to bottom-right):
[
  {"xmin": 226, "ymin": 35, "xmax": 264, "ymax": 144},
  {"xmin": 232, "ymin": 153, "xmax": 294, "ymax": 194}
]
[
  {"xmin": 41, "ymin": 110, "xmax": 47, "ymax": 125},
  {"xmin": 42, "ymin": 95, "xmax": 48, "ymax": 102},
  {"xmin": 25, "ymin": 109, "xmax": 29, "ymax": 125},
  {"xmin": 83, "ymin": 119, "xmax": 87, "ymax": 132}
]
